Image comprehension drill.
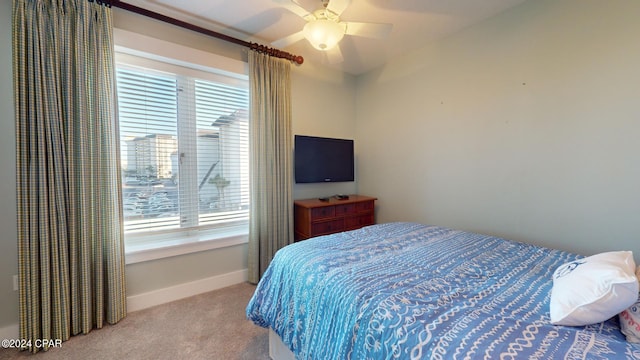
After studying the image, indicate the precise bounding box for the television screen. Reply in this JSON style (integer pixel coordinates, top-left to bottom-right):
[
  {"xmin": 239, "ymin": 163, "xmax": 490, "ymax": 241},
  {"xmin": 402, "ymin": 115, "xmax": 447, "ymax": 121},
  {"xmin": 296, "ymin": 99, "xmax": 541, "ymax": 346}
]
[{"xmin": 294, "ymin": 135, "xmax": 354, "ymax": 183}]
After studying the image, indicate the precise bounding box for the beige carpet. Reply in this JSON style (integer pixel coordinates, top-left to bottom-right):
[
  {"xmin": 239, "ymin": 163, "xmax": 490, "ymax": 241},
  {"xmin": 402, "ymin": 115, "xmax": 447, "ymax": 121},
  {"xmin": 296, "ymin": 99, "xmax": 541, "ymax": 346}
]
[{"xmin": 0, "ymin": 282, "xmax": 269, "ymax": 360}]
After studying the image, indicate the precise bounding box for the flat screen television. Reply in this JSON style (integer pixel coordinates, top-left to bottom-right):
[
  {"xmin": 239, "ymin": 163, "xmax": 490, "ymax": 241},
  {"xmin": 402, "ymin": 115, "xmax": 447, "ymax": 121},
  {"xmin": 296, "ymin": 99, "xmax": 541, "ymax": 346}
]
[{"xmin": 294, "ymin": 135, "xmax": 354, "ymax": 183}]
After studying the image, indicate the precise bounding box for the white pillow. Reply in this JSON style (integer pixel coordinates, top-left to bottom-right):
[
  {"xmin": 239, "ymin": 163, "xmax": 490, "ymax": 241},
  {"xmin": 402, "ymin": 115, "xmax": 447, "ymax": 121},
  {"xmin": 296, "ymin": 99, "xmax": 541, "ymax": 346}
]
[
  {"xmin": 619, "ymin": 266, "xmax": 640, "ymax": 342},
  {"xmin": 550, "ymin": 251, "xmax": 638, "ymax": 326}
]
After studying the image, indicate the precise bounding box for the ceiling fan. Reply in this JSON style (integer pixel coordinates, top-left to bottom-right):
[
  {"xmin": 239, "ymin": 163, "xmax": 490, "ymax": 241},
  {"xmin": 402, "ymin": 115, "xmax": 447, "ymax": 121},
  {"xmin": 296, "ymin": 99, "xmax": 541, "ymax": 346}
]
[{"xmin": 272, "ymin": 0, "xmax": 392, "ymax": 63}]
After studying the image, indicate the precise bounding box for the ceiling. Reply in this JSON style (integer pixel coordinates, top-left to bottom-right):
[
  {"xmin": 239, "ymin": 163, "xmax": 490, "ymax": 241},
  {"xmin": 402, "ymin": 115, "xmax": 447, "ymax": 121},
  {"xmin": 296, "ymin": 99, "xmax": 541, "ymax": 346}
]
[{"xmin": 122, "ymin": 0, "xmax": 529, "ymax": 75}]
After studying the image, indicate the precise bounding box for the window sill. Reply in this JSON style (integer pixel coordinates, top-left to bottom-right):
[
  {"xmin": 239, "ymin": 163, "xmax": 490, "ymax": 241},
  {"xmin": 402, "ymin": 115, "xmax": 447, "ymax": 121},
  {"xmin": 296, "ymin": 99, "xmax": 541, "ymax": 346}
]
[{"xmin": 125, "ymin": 228, "xmax": 248, "ymax": 264}]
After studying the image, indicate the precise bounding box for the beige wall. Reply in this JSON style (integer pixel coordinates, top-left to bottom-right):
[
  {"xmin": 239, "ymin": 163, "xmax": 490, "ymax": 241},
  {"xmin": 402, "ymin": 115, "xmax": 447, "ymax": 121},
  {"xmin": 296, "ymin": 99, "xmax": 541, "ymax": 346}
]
[
  {"xmin": 291, "ymin": 62, "xmax": 358, "ymax": 200},
  {"xmin": 356, "ymin": 0, "xmax": 640, "ymax": 257}
]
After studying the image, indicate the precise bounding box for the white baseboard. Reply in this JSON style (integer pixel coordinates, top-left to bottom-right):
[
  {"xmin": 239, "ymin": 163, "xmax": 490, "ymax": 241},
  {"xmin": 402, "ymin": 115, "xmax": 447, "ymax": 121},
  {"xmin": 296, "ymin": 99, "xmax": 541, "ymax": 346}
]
[
  {"xmin": 127, "ymin": 268, "xmax": 248, "ymax": 312},
  {"xmin": 0, "ymin": 323, "xmax": 19, "ymax": 340},
  {"xmin": 0, "ymin": 269, "xmax": 248, "ymax": 339}
]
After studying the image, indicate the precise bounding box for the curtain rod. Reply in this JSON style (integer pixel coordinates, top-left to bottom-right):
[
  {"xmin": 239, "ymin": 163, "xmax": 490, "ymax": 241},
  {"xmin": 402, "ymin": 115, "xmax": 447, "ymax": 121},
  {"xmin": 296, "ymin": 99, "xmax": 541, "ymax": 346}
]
[{"xmin": 111, "ymin": 0, "xmax": 304, "ymax": 65}]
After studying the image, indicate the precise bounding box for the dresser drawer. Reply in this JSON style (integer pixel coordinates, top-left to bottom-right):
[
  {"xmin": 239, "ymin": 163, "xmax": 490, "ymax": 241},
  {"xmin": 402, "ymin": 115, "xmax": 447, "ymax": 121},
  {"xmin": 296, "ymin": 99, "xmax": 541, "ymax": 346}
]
[
  {"xmin": 345, "ymin": 214, "xmax": 374, "ymax": 230},
  {"xmin": 311, "ymin": 219, "xmax": 345, "ymax": 236},
  {"xmin": 335, "ymin": 203, "xmax": 356, "ymax": 216},
  {"xmin": 356, "ymin": 200, "xmax": 375, "ymax": 212},
  {"xmin": 310, "ymin": 206, "xmax": 335, "ymax": 220}
]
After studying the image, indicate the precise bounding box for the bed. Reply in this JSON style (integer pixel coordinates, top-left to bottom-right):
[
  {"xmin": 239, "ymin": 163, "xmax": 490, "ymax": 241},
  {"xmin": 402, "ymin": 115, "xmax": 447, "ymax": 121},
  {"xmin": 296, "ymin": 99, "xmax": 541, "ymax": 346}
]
[{"xmin": 246, "ymin": 222, "xmax": 640, "ymax": 359}]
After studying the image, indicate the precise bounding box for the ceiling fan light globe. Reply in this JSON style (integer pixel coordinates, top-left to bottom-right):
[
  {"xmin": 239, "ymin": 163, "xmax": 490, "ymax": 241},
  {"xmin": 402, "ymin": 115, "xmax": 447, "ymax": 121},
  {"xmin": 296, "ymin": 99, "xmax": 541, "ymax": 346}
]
[{"xmin": 303, "ymin": 19, "xmax": 345, "ymax": 51}]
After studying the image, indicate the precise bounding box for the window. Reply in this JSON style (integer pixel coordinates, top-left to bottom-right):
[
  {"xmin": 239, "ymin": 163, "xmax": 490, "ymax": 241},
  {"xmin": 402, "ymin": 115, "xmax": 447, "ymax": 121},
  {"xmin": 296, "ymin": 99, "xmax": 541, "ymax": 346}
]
[{"xmin": 116, "ymin": 51, "xmax": 249, "ymax": 255}]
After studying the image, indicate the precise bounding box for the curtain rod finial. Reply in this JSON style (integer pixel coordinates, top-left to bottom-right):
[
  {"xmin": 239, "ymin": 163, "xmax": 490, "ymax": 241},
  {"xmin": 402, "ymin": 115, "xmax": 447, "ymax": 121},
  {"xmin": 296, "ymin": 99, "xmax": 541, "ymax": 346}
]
[{"xmin": 249, "ymin": 42, "xmax": 304, "ymax": 65}]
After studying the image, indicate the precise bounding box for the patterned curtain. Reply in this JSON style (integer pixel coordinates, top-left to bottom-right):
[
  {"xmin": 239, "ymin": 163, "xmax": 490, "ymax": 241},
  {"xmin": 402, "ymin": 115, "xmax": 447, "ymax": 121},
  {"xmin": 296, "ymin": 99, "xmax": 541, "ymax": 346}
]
[
  {"xmin": 13, "ymin": 0, "xmax": 126, "ymax": 353},
  {"xmin": 247, "ymin": 51, "xmax": 294, "ymax": 283}
]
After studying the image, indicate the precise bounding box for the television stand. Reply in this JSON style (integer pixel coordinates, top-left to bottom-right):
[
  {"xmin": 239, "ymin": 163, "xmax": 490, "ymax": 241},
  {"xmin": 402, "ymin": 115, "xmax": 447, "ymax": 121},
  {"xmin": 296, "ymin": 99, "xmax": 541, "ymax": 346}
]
[{"xmin": 294, "ymin": 195, "xmax": 377, "ymax": 241}]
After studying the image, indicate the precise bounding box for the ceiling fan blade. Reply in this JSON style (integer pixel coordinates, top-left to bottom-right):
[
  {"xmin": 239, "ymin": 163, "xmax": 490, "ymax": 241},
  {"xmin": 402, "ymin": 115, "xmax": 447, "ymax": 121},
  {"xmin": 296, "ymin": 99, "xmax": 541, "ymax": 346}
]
[
  {"xmin": 326, "ymin": 0, "xmax": 351, "ymax": 16},
  {"xmin": 326, "ymin": 45, "xmax": 344, "ymax": 64},
  {"xmin": 344, "ymin": 22, "xmax": 393, "ymax": 39},
  {"xmin": 274, "ymin": 0, "xmax": 313, "ymax": 20},
  {"xmin": 272, "ymin": 30, "xmax": 306, "ymax": 48}
]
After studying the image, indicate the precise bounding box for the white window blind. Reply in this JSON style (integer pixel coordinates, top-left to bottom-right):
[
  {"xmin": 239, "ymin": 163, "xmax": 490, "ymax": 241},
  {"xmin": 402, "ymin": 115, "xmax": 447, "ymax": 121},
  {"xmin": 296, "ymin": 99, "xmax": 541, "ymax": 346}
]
[{"xmin": 116, "ymin": 59, "xmax": 249, "ymax": 250}]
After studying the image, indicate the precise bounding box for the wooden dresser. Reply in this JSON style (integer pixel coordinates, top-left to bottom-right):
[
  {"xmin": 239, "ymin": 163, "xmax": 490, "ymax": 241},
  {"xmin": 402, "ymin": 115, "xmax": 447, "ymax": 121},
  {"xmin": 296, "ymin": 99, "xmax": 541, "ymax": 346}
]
[{"xmin": 293, "ymin": 195, "xmax": 377, "ymax": 241}]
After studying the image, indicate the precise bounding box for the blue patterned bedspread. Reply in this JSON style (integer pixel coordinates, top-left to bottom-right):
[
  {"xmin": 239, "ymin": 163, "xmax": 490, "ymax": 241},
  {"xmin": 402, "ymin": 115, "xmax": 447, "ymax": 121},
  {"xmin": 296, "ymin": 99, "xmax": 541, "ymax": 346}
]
[{"xmin": 246, "ymin": 223, "xmax": 640, "ymax": 359}]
